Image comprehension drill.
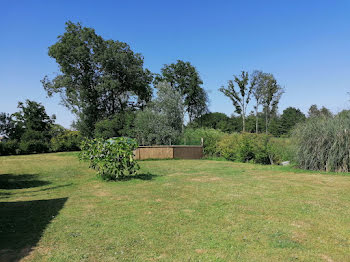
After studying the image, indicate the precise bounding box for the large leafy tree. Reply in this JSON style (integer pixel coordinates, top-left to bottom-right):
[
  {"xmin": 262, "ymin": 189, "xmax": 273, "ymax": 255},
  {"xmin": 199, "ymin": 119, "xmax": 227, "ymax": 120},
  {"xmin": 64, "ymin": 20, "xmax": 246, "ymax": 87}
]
[
  {"xmin": 155, "ymin": 60, "xmax": 208, "ymax": 122},
  {"xmin": 219, "ymin": 71, "xmax": 253, "ymax": 132},
  {"xmin": 42, "ymin": 21, "xmax": 153, "ymax": 137}
]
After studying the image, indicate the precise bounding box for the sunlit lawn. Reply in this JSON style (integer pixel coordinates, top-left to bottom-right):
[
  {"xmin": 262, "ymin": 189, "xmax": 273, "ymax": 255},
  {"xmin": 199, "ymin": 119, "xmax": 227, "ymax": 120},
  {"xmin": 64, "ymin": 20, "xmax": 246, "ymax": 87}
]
[{"xmin": 1, "ymin": 152, "xmax": 350, "ymax": 261}]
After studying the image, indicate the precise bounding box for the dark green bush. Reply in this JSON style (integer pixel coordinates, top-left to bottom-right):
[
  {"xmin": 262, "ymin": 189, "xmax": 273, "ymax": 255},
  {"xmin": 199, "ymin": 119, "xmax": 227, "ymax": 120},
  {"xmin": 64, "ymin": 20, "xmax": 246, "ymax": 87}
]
[
  {"xmin": 19, "ymin": 140, "xmax": 49, "ymax": 154},
  {"xmin": 79, "ymin": 137, "xmax": 139, "ymax": 180},
  {"xmin": 18, "ymin": 130, "xmax": 49, "ymax": 154},
  {"xmin": 292, "ymin": 112, "xmax": 350, "ymax": 172},
  {"xmin": 0, "ymin": 140, "xmax": 20, "ymax": 156},
  {"xmin": 50, "ymin": 131, "xmax": 82, "ymax": 152}
]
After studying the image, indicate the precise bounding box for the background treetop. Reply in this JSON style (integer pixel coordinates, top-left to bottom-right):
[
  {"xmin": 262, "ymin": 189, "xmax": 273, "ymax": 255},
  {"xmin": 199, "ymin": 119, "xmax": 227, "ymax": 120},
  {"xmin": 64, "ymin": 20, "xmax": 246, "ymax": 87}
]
[{"xmin": 155, "ymin": 60, "xmax": 208, "ymax": 122}]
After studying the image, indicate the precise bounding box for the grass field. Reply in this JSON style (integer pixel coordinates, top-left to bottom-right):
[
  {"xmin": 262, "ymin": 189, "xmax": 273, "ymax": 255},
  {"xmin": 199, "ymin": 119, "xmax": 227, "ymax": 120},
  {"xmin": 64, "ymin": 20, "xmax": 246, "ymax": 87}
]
[{"xmin": 1, "ymin": 152, "xmax": 350, "ymax": 262}]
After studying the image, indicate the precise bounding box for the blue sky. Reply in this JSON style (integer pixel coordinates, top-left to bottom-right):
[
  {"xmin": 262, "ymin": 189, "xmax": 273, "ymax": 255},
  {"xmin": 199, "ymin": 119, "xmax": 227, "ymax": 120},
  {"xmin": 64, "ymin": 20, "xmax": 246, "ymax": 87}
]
[{"xmin": 1, "ymin": 0, "xmax": 350, "ymax": 128}]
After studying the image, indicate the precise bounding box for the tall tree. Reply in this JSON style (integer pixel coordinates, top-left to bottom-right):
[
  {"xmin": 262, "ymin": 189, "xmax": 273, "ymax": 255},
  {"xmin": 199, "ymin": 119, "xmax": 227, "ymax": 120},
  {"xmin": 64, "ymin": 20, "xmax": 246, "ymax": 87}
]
[
  {"xmin": 261, "ymin": 74, "xmax": 284, "ymax": 133},
  {"xmin": 219, "ymin": 71, "xmax": 253, "ymax": 132},
  {"xmin": 155, "ymin": 60, "xmax": 208, "ymax": 122},
  {"xmin": 251, "ymin": 70, "xmax": 266, "ymax": 133},
  {"xmin": 42, "ymin": 21, "xmax": 153, "ymax": 137}
]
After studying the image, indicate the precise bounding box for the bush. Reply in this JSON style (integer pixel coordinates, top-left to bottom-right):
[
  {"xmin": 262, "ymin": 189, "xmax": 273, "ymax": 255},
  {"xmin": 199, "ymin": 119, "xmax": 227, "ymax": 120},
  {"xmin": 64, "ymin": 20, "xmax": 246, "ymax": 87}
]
[
  {"xmin": 216, "ymin": 133, "xmax": 291, "ymax": 164},
  {"xmin": 0, "ymin": 140, "xmax": 20, "ymax": 156},
  {"xmin": 19, "ymin": 130, "xmax": 49, "ymax": 154},
  {"xmin": 50, "ymin": 131, "xmax": 82, "ymax": 152},
  {"xmin": 182, "ymin": 128, "xmax": 225, "ymax": 156},
  {"xmin": 19, "ymin": 140, "xmax": 49, "ymax": 154},
  {"xmin": 79, "ymin": 137, "xmax": 139, "ymax": 180},
  {"xmin": 292, "ymin": 112, "xmax": 350, "ymax": 172},
  {"xmin": 216, "ymin": 133, "xmax": 240, "ymax": 161},
  {"xmin": 216, "ymin": 133, "xmax": 270, "ymax": 164},
  {"xmin": 267, "ymin": 137, "xmax": 294, "ymax": 164}
]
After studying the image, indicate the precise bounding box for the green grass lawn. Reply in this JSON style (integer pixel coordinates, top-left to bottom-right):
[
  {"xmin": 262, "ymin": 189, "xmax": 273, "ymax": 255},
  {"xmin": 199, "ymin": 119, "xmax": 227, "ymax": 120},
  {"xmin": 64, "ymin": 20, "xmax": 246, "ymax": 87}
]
[{"xmin": 1, "ymin": 152, "xmax": 350, "ymax": 262}]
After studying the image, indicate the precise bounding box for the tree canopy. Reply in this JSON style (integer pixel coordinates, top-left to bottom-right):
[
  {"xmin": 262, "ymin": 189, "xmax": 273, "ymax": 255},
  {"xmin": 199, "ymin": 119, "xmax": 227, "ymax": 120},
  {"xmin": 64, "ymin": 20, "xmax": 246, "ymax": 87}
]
[
  {"xmin": 219, "ymin": 71, "xmax": 253, "ymax": 132},
  {"xmin": 42, "ymin": 21, "xmax": 153, "ymax": 137}
]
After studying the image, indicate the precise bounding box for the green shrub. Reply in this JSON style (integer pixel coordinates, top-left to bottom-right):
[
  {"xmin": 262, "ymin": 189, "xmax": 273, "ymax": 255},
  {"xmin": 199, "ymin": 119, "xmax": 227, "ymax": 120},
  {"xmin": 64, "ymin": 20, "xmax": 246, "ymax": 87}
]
[
  {"xmin": 216, "ymin": 133, "xmax": 291, "ymax": 164},
  {"xmin": 216, "ymin": 133, "xmax": 240, "ymax": 161},
  {"xmin": 182, "ymin": 128, "xmax": 225, "ymax": 156},
  {"xmin": 19, "ymin": 140, "xmax": 49, "ymax": 154},
  {"xmin": 79, "ymin": 137, "xmax": 139, "ymax": 180},
  {"xmin": 50, "ymin": 131, "xmax": 82, "ymax": 152},
  {"xmin": 292, "ymin": 112, "xmax": 350, "ymax": 172},
  {"xmin": 0, "ymin": 140, "xmax": 20, "ymax": 156},
  {"xmin": 267, "ymin": 137, "xmax": 294, "ymax": 164},
  {"xmin": 19, "ymin": 130, "xmax": 50, "ymax": 154},
  {"xmin": 216, "ymin": 133, "xmax": 270, "ymax": 164}
]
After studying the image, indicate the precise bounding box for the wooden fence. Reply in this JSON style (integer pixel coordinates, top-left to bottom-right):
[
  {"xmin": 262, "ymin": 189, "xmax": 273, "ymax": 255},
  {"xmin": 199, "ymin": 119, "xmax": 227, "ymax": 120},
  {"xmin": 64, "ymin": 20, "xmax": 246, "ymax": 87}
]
[{"xmin": 134, "ymin": 145, "xmax": 203, "ymax": 160}]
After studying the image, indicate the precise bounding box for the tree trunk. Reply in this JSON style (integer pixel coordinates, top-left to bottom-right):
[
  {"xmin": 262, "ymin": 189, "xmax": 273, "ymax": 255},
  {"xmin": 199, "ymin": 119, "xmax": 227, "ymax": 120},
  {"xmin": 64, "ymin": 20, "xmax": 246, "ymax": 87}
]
[
  {"xmin": 265, "ymin": 108, "xmax": 268, "ymax": 134},
  {"xmin": 242, "ymin": 114, "xmax": 245, "ymax": 133},
  {"xmin": 255, "ymin": 106, "xmax": 259, "ymax": 134}
]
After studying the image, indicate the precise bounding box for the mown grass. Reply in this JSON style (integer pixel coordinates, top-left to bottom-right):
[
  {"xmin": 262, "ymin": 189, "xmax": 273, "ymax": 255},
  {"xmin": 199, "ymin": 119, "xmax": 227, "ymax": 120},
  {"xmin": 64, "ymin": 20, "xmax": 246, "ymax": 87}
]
[{"xmin": 1, "ymin": 152, "xmax": 350, "ymax": 261}]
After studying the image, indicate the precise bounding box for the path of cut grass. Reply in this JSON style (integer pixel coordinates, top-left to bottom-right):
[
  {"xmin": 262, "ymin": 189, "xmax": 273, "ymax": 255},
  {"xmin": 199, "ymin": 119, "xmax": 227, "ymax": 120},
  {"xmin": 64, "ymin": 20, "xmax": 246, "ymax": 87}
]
[{"xmin": 1, "ymin": 152, "xmax": 350, "ymax": 261}]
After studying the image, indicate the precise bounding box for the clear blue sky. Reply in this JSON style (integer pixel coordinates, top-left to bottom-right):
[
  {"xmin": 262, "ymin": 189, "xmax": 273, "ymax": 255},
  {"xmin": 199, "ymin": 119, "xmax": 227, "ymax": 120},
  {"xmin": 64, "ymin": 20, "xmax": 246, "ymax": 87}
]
[{"xmin": 1, "ymin": 0, "xmax": 349, "ymax": 128}]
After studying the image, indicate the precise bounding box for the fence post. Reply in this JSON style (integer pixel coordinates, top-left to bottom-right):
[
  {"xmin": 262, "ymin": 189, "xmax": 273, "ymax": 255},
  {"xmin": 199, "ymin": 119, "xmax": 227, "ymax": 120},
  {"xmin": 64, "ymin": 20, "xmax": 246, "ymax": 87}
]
[
  {"xmin": 201, "ymin": 137, "xmax": 204, "ymax": 146},
  {"xmin": 169, "ymin": 138, "xmax": 171, "ymax": 145}
]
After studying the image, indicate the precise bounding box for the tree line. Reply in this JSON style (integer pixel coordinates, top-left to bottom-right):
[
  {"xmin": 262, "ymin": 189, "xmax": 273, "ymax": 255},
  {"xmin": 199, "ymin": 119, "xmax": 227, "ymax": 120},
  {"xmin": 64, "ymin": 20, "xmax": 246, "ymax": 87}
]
[{"xmin": 0, "ymin": 21, "xmax": 341, "ymax": 153}]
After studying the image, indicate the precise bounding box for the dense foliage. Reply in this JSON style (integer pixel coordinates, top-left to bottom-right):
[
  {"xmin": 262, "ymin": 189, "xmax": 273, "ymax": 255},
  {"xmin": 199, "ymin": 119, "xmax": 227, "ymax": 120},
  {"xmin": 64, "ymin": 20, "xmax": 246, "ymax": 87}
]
[
  {"xmin": 0, "ymin": 100, "xmax": 82, "ymax": 155},
  {"xmin": 134, "ymin": 82, "xmax": 184, "ymax": 145},
  {"xmin": 94, "ymin": 111, "xmax": 135, "ymax": 139},
  {"xmin": 80, "ymin": 137, "xmax": 139, "ymax": 180},
  {"xmin": 292, "ymin": 112, "xmax": 350, "ymax": 172},
  {"xmin": 50, "ymin": 130, "xmax": 82, "ymax": 152},
  {"xmin": 216, "ymin": 133, "xmax": 292, "ymax": 164},
  {"xmin": 182, "ymin": 128, "xmax": 292, "ymax": 164},
  {"xmin": 182, "ymin": 128, "xmax": 225, "ymax": 156},
  {"xmin": 42, "ymin": 21, "xmax": 153, "ymax": 137}
]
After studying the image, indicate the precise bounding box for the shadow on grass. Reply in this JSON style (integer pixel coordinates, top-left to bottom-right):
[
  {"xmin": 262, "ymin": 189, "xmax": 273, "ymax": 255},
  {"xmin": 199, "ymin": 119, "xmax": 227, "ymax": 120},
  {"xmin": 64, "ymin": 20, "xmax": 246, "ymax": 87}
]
[
  {"xmin": 27, "ymin": 183, "xmax": 74, "ymax": 193},
  {"xmin": 118, "ymin": 172, "xmax": 158, "ymax": 181},
  {"xmin": 0, "ymin": 174, "xmax": 51, "ymax": 190},
  {"xmin": 0, "ymin": 197, "xmax": 68, "ymax": 262}
]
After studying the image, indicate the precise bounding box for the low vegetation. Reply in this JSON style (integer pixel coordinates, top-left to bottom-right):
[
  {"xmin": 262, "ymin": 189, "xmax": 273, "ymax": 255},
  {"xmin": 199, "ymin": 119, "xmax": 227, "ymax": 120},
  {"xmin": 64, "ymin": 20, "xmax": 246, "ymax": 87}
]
[
  {"xmin": 293, "ymin": 111, "xmax": 350, "ymax": 172},
  {"xmin": 1, "ymin": 153, "xmax": 350, "ymax": 261},
  {"xmin": 80, "ymin": 137, "xmax": 139, "ymax": 180}
]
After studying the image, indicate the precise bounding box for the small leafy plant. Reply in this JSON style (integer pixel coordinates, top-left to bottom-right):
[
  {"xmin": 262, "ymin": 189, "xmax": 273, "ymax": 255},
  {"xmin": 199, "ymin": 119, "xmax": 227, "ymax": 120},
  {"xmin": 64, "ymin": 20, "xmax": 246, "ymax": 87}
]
[{"xmin": 79, "ymin": 137, "xmax": 139, "ymax": 180}]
